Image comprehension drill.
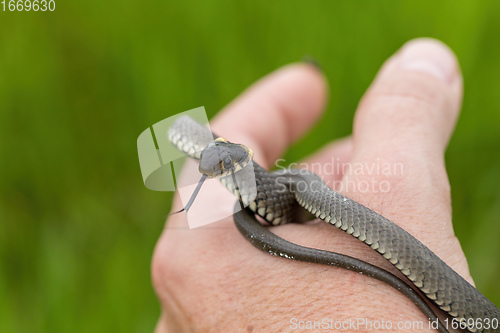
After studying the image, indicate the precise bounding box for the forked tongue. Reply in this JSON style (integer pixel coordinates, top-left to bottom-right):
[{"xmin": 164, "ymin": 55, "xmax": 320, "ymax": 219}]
[{"xmin": 169, "ymin": 174, "xmax": 208, "ymax": 216}]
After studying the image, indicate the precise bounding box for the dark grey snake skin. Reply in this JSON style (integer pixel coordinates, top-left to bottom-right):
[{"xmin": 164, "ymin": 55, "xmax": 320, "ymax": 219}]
[{"xmin": 168, "ymin": 115, "xmax": 500, "ymax": 333}]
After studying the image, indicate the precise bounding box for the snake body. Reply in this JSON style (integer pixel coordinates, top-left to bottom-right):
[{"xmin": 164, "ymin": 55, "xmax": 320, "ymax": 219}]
[{"xmin": 168, "ymin": 115, "xmax": 500, "ymax": 333}]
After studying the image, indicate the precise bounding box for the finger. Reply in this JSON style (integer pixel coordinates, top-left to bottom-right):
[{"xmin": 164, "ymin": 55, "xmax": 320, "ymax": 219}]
[
  {"xmin": 350, "ymin": 38, "xmax": 461, "ymax": 212},
  {"xmin": 212, "ymin": 63, "xmax": 328, "ymax": 167},
  {"xmin": 354, "ymin": 38, "xmax": 462, "ymax": 159},
  {"xmin": 346, "ymin": 38, "xmax": 467, "ymax": 275}
]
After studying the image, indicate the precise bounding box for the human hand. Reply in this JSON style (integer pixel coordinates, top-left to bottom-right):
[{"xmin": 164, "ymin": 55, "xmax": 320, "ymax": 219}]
[{"xmin": 152, "ymin": 38, "xmax": 466, "ymax": 332}]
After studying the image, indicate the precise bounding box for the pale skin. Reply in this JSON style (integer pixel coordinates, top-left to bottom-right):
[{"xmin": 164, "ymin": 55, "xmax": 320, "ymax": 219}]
[{"xmin": 152, "ymin": 38, "xmax": 470, "ymax": 332}]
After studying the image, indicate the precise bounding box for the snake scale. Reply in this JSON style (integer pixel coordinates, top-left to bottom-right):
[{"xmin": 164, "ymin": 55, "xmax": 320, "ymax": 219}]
[{"xmin": 168, "ymin": 115, "xmax": 499, "ymax": 333}]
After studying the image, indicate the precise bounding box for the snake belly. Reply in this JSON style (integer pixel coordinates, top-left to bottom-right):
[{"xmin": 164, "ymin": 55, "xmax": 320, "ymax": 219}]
[{"xmin": 168, "ymin": 115, "xmax": 500, "ymax": 333}]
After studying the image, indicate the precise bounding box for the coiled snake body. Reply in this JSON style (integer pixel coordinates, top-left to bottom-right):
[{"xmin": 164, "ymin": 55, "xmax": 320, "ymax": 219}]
[{"xmin": 168, "ymin": 115, "xmax": 499, "ymax": 333}]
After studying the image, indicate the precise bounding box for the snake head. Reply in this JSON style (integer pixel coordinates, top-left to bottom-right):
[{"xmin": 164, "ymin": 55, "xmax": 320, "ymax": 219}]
[{"xmin": 199, "ymin": 137, "xmax": 254, "ymax": 178}]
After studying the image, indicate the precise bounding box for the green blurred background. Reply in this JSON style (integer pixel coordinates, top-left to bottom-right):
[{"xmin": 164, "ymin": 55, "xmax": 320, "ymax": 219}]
[{"xmin": 1, "ymin": 1, "xmax": 500, "ymax": 332}]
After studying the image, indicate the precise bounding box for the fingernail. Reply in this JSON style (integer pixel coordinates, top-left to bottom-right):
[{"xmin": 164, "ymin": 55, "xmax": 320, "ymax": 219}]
[
  {"xmin": 302, "ymin": 56, "xmax": 323, "ymax": 72},
  {"xmin": 399, "ymin": 39, "xmax": 457, "ymax": 84}
]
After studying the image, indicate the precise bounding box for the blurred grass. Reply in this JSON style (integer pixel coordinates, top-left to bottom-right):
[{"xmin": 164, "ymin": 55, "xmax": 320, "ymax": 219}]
[{"xmin": 1, "ymin": 0, "xmax": 500, "ymax": 332}]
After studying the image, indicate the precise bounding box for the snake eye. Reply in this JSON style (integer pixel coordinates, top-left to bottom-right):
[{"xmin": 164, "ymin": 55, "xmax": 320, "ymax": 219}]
[{"xmin": 223, "ymin": 156, "xmax": 232, "ymax": 168}]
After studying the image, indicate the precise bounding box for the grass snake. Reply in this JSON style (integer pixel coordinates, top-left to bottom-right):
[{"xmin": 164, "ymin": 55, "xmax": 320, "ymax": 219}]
[{"xmin": 168, "ymin": 115, "xmax": 499, "ymax": 333}]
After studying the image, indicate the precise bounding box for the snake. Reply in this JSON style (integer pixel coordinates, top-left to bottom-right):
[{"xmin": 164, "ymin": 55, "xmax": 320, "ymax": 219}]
[{"xmin": 168, "ymin": 115, "xmax": 500, "ymax": 333}]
